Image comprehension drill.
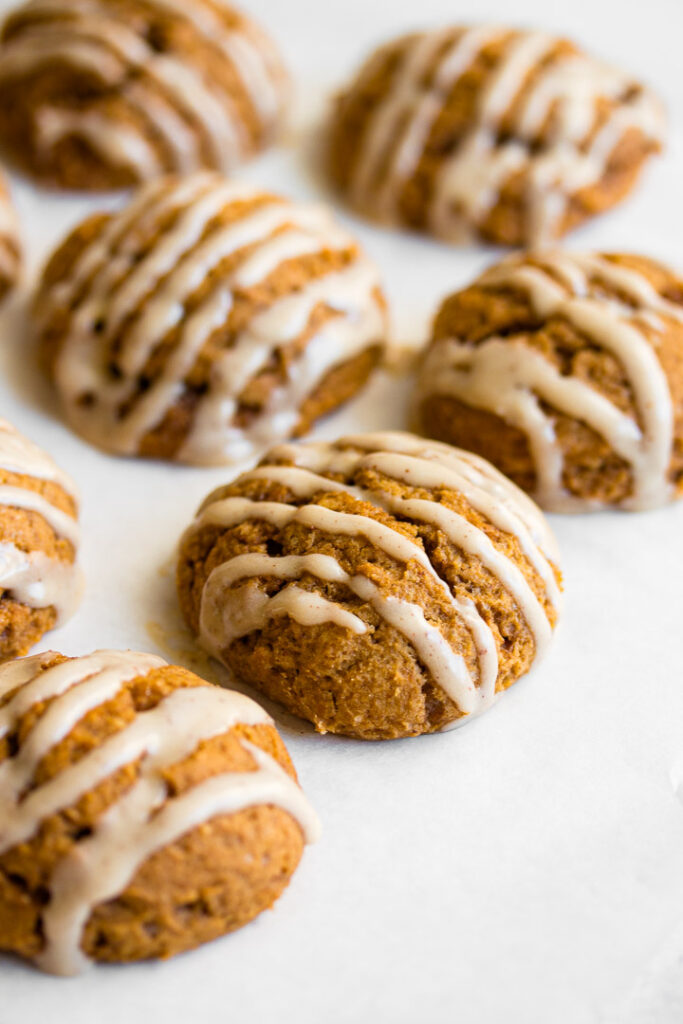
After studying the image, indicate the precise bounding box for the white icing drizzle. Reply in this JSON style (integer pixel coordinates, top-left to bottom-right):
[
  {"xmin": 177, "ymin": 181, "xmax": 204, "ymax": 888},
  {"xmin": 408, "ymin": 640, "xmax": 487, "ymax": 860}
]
[
  {"xmin": 36, "ymin": 105, "xmax": 163, "ymax": 179},
  {"xmin": 0, "ymin": 0, "xmax": 289, "ymax": 178},
  {"xmin": 36, "ymin": 173, "xmax": 385, "ymax": 465},
  {"xmin": 201, "ymin": 553, "xmax": 368, "ymax": 645},
  {"xmin": 0, "ymin": 649, "xmax": 319, "ymax": 976},
  {"xmin": 345, "ymin": 26, "xmax": 665, "ymax": 244},
  {"xmin": 419, "ymin": 251, "xmax": 683, "ymax": 511},
  {"xmin": 188, "ymin": 431, "xmax": 560, "ymax": 724},
  {"xmin": 0, "ymin": 419, "xmax": 82, "ymax": 622}
]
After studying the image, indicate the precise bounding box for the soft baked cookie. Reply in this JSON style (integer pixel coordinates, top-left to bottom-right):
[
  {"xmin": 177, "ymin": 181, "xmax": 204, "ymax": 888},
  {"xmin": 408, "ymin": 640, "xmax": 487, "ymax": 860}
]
[
  {"xmin": 0, "ymin": 418, "xmax": 82, "ymax": 658},
  {"xmin": 0, "ymin": 648, "xmax": 319, "ymax": 975},
  {"xmin": 416, "ymin": 251, "xmax": 683, "ymax": 512},
  {"xmin": 328, "ymin": 26, "xmax": 665, "ymax": 246},
  {"xmin": 34, "ymin": 172, "xmax": 387, "ymax": 465},
  {"xmin": 0, "ymin": 170, "xmax": 20, "ymax": 299},
  {"xmin": 0, "ymin": 0, "xmax": 289, "ymax": 190},
  {"xmin": 177, "ymin": 431, "xmax": 562, "ymax": 740}
]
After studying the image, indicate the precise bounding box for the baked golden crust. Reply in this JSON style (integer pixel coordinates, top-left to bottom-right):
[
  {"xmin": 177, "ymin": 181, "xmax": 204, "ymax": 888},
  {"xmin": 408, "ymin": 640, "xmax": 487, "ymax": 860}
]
[
  {"xmin": 328, "ymin": 27, "xmax": 664, "ymax": 246},
  {"xmin": 417, "ymin": 251, "xmax": 683, "ymax": 511},
  {"xmin": 0, "ymin": 650, "xmax": 317, "ymax": 972},
  {"xmin": 177, "ymin": 431, "xmax": 562, "ymax": 740},
  {"xmin": 0, "ymin": 0, "xmax": 289, "ymax": 190},
  {"xmin": 34, "ymin": 173, "xmax": 387, "ymax": 465}
]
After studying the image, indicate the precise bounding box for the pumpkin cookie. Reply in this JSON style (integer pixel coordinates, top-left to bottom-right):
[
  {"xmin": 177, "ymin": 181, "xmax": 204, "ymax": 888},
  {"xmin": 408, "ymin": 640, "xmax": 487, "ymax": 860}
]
[
  {"xmin": 177, "ymin": 430, "xmax": 562, "ymax": 740},
  {"xmin": 0, "ymin": 418, "xmax": 82, "ymax": 658},
  {"xmin": 328, "ymin": 26, "xmax": 664, "ymax": 246},
  {"xmin": 416, "ymin": 250, "xmax": 683, "ymax": 511},
  {"xmin": 0, "ymin": 171, "xmax": 20, "ymax": 298},
  {"xmin": 0, "ymin": 0, "xmax": 289, "ymax": 189},
  {"xmin": 34, "ymin": 172, "xmax": 387, "ymax": 465},
  {"xmin": 0, "ymin": 648, "xmax": 319, "ymax": 974}
]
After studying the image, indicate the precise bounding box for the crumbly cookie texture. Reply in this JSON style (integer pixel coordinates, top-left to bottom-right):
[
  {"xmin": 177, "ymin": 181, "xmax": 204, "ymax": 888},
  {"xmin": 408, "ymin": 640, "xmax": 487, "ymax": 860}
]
[
  {"xmin": 0, "ymin": 0, "xmax": 289, "ymax": 190},
  {"xmin": 0, "ymin": 418, "xmax": 82, "ymax": 659},
  {"xmin": 0, "ymin": 649, "xmax": 319, "ymax": 975},
  {"xmin": 416, "ymin": 251, "xmax": 683, "ymax": 512},
  {"xmin": 0, "ymin": 171, "xmax": 21, "ymax": 298},
  {"xmin": 177, "ymin": 431, "xmax": 562, "ymax": 741},
  {"xmin": 34, "ymin": 172, "xmax": 387, "ymax": 465},
  {"xmin": 328, "ymin": 26, "xmax": 665, "ymax": 246}
]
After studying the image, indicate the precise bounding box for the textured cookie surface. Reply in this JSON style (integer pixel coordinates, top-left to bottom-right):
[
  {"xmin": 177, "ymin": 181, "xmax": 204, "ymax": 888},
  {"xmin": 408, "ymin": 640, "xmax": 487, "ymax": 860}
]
[
  {"xmin": 35, "ymin": 172, "xmax": 387, "ymax": 465},
  {"xmin": 177, "ymin": 431, "xmax": 562, "ymax": 740},
  {"xmin": 417, "ymin": 251, "xmax": 683, "ymax": 512},
  {"xmin": 0, "ymin": 171, "xmax": 20, "ymax": 298},
  {"xmin": 0, "ymin": 649, "xmax": 318, "ymax": 975},
  {"xmin": 0, "ymin": 0, "xmax": 289, "ymax": 190},
  {"xmin": 328, "ymin": 26, "xmax": 665, "ymax": 246},
  {"xmin": 0, "ymin": 418, "xmax": 82, "ymax": 659}
]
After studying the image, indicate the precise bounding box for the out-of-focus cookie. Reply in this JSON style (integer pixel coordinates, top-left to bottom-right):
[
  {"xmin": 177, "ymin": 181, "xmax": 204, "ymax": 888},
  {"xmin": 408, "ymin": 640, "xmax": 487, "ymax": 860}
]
[
  {"xmin": 0, "ymin": 171, "xmax": 21, "ymax": 298},
  {"xmin": 0, "ymin": 648, "xmax": 319, "ymax": 975},
  {"xmin": 177, "ymin": 430, "xmax": 562, "ymax": 740},
  {"xmin": 328, "ymin": 26, "xmax": 665, "ymax": 246},
  {"xmin": 0, "ymin": 0, "xmax": 289, "ymax": 190},
  {"xmin": 0, "ymin": 418, "xmax": 82, "ymax": 658},
  {"xmin": 34, "ymin": 172, "xmax": 387, "ymax": 465},
  {"xmin": 416, "ymin": 250, "xmax": 683, "ymax": 511}
]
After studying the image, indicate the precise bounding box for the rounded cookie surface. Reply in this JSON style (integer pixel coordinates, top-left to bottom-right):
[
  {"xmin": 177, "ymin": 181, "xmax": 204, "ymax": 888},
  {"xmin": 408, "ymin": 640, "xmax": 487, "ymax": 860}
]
[
  {"xmin": 177, "ymin": 430, "xmax": 562, "ymax": 740},
  {"xmin": 416, "ymin": 251, "xmax": 683, "ymax": 512},
  {"xmin": 0, "ymin": 648, "xmax": 319, "ymax": 975},
  {"xmin": 34, "ymin": 172, "xmax": 387, "ymax": 465},
  {"xmin": 0, "ymin": 0, "xmax": 289, "ymax": 190},
  {"xmin": 328, "ymin": 26, "xmax": 664, "ymax": 246},
  {"xmin": 0, "ymin": 418, "xmax": 82, "ymax": 659}
]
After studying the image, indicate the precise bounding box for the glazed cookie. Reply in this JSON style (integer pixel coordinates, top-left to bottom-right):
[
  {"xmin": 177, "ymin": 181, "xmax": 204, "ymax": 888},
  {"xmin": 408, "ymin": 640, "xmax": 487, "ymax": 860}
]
[
  {"xmin": 328, "ymin": 26, "xmax": 664, "ymax": 246},
  {"xmin": 34, "ymin": 172, "xmax": 387, "ymax": 465},
  {"xmin": 0, "ymin": 0, "xmax": 289, "ymax": 190},
  {"xmin": 0, "ymin": 649, "xmax": 319, "ymax": 975},
  {"xmin": 0, "ymin": 419, "xmax": 82, "ymax": 658},
  {"xmin": 416, "ymin": 251, "xmax": 683, "ymax": 512},
  {"xmin": 0, "ymin": 171, "xmax": 20, "ymax": 298},
  {"xmin": 177, "ymin": 431, "xmax": 562, "ymax": 740}
]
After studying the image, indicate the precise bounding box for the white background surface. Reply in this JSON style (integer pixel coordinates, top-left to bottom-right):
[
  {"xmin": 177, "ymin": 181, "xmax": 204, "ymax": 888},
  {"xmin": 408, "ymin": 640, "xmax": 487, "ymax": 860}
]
[{"xmin": 1, "ymin": 1, "xmax": 683, "ymax": 1022}]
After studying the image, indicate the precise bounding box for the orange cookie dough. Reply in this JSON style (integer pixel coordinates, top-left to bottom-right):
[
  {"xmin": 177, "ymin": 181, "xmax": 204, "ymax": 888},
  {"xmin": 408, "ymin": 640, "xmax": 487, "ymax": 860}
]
[
  {"xmin": 0, "ymin": 171, "xmax": 20, "ymax": 299},
  {"xmin": 0, "ymin": 418, "xmax": 82, "ymax": 659},
  {"xmin": 0, "ymin": 0, "xmax": 289, "ymax": 190},
  {"xmin": 177, "ymin": 431, "xmax": 562, "ymax": 740},
  {"xmin": 0, "ymin": 648, "xmax": 319, "ymax": 975},
  {"xmin": 34, "ymin": 172, "xmax": 387, "ymax": 465},
  {"xmin": 416, "ymin": 251, "xmax": 683, "ymax": 512},
  {"xmin": 328, "ymin": 26, "xmax": 664, "ymax": 246}
]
